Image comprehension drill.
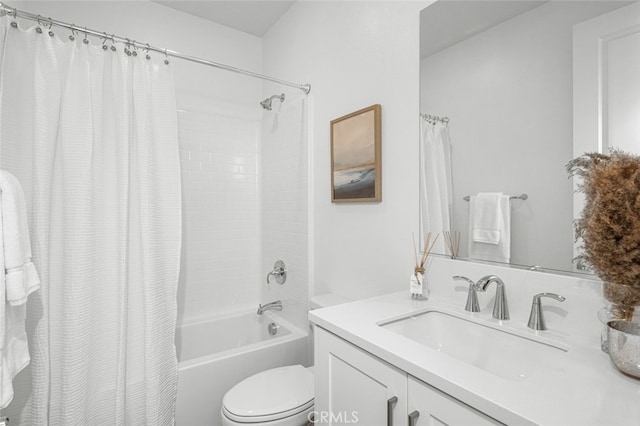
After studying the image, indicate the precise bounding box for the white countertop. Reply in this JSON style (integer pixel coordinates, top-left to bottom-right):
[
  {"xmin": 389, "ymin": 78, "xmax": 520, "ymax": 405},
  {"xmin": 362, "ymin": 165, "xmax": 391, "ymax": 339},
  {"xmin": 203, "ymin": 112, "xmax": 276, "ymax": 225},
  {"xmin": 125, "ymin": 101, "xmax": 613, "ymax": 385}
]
[{"xmin": 309, "ymin": 291, "xmax": 640, "ymax": 426}]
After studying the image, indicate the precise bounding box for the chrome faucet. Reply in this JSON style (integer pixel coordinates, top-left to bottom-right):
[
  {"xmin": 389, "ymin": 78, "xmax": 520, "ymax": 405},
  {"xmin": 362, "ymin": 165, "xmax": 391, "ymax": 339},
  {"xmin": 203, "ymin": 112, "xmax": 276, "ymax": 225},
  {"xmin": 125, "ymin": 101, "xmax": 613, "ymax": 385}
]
[
  {"xmin": 452, "ymin": 275, "xmax": 480, "ymax": 313},
  {"xmin": 527, "ymin": 293, "xmax": 565, "ymax": 330},
  {"xmin": 474, "ymin": 275, "xmax": 509, "ymax": 320},
  {"xmin": 257, "ymin": 300, "xmax": 283, "ymax": 315}
]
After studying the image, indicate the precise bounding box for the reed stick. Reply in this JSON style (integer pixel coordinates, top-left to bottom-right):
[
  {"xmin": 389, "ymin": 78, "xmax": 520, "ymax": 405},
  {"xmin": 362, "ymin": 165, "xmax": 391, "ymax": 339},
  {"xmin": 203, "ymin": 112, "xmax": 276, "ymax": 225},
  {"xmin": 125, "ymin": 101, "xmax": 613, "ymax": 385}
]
[
  {"xmin": 424, "ymin": 233, "xmax": 439, "ymax": 266},
  {"xmin": 443, "ymin": 230, "xmax": 460, "ymax": 258},
  {"xmin": 444, "ymin": 231, "xmax": 452, "ymax": 256},
  {"xmin": 416, "ymin": 232, "xmax": 440, "ymax": 269},
  {"xmin": 419, "ymin": 233, "xmax": 431, "ymax": 268},
  {"xmin": 412, "ymin": 232, "xmax": 419, "ymax": 268}
]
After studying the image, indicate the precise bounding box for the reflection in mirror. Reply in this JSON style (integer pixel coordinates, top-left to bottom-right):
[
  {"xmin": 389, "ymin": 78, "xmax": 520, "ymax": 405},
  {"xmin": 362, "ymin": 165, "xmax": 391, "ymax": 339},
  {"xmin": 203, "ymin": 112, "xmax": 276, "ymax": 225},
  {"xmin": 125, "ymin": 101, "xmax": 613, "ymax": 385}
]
[{"xmin": 419, "ymin": 0, "xmax": 631, "ymax": 274}]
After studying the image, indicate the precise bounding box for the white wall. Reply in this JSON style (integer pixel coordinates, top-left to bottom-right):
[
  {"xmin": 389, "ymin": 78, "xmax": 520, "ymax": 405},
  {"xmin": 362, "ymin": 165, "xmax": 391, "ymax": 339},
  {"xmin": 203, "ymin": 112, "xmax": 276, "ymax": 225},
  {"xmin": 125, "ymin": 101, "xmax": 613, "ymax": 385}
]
[
  {"xmin": 262, "ymin": 1, "xmax": 430, "ymax": 302},
  {"xmin": 420, "ymin": 2, "xmax": 621, "ymax": 272}
]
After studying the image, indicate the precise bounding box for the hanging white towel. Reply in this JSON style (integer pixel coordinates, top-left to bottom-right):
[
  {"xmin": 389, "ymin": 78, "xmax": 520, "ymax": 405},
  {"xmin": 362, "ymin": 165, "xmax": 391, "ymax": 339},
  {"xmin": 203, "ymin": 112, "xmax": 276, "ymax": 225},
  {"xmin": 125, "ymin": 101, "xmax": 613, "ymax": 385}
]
[
  {"xmin": 0, "ymin": 171, "xmax": 40, "ymax": 305},
  {"xmin": 470, "ymin": 192, "xmax": 502, "ymax": 244},
  {"xmin": 0, "ymin": 170, "xmax": 40, "ymax": 409},
  {"xmin": 468, "ymin": 193, "xmax": 511, "ymax": 263}
]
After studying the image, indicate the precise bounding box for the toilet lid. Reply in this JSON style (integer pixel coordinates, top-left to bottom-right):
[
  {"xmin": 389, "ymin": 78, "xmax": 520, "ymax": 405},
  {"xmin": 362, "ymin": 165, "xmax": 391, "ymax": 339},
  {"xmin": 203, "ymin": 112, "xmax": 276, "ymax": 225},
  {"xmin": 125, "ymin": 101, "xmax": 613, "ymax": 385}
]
[{"xmin": 222, "ymin": 365, "xmax": 314, "ymax": 423}]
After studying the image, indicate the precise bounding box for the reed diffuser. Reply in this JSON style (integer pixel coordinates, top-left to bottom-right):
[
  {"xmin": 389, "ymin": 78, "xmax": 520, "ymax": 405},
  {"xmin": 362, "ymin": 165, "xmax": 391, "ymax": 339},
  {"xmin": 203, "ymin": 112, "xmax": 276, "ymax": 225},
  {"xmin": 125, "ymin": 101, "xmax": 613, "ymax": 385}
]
[{"xmin": 411, "ymin": 232, "xmax": 440, "ymax": 299}]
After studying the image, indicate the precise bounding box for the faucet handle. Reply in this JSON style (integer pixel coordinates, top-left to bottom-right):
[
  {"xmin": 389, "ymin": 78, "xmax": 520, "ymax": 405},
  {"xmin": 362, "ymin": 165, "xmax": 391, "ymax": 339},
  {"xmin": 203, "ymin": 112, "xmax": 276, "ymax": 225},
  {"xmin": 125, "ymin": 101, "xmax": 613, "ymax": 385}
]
[
  {"xmin": 528, "ymin": 292, "xmax": 566, "ymax": 330},
  {"xmin": 452, "ymin": 276, "xmax": 480, "ymax": 313},
  {"xmin": 266, "ymin": 260, "xmax": 287, "ymax": 284},
  {"xmin": 452, "ymin": 275, "xmax": 474, "ymax": 285}
]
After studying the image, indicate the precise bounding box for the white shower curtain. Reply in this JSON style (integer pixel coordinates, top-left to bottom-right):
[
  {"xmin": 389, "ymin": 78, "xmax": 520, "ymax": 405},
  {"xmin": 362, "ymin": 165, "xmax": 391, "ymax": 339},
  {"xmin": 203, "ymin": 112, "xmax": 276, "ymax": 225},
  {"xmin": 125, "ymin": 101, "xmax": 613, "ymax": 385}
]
[
  {"xmin": 0, "ymin": 17, "xmax": 181, "ymax": 425},
  {"xmin": 419, "ymin": 117, "xmax": 453, "ymax": 255}
]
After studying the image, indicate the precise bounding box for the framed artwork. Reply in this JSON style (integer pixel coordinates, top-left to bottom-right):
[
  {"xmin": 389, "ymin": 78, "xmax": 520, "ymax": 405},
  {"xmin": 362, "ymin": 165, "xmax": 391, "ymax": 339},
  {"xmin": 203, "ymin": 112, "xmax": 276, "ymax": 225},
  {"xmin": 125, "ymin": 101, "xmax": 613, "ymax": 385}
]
[{"xmin": 330, "ymin": 104, "xmax": 381, "ymax": 203}]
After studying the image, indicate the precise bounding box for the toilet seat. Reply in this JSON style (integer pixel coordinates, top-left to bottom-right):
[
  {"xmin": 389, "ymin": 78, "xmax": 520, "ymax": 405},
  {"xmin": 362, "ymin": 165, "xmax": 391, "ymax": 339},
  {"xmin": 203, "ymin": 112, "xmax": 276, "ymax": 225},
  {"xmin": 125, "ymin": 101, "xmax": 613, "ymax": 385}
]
[
  {"xmin": 222, "ymin": 365, "xmax": 314, "ymax": 423},
  {"xmin": 222, "ymin": 399, "xmax": 313, "ymax": 423}
]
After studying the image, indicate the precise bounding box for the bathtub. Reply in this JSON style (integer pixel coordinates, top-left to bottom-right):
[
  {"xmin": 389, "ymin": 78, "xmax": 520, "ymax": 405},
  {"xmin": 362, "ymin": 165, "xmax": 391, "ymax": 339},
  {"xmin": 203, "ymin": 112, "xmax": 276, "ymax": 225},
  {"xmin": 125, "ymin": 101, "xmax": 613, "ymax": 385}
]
[{"xmin": 175, "ymin": 308, "xmax": 309, "ymax": 426}]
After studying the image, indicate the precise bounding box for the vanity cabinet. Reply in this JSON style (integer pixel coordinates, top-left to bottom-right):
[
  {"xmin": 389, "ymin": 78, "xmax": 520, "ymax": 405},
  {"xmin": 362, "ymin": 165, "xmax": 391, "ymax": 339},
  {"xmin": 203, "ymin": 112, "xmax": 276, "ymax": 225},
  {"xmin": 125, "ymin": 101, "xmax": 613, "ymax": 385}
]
[
  {"xmin": 315, "ymin": 327, "xmax": 502, "ymax": 426},
  {"xmin": 314, "ymin": 327, "xmax": 407, "ymax": 425}
]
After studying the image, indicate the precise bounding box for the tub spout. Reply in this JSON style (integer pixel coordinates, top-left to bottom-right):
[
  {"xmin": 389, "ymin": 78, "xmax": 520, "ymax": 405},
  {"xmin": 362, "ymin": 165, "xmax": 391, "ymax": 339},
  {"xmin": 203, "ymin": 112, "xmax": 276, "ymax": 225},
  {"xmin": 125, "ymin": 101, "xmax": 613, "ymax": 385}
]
[{"xmin": 257, "ymin": 300, "xmax": 283, "ymax": 315}]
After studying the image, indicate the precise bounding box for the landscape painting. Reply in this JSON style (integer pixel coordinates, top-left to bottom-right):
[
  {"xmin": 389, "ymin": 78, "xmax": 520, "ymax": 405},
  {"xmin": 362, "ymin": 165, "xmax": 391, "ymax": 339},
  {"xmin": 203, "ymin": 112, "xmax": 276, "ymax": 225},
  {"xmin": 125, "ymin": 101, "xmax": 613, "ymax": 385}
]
[{"xmin": 331, "ymin": 104, "xmax": 381, "ymax": 202}]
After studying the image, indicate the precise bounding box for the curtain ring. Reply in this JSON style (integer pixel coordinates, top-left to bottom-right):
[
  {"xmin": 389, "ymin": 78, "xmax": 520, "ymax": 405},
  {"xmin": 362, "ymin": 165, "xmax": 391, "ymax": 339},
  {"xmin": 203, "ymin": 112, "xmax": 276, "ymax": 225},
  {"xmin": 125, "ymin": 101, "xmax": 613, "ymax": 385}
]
[
  {"xmin": 124, "ymin": 38, "xmax": 132, "ymax": 56},
  {"xmin": 35, "ymin": 15, "xmax": 43, "ymax": 33},
  {"xmin": 110, "ymin": 34, "xmax": 116, "ymax": 52},
  {"xmin": 69, "ymin": 25, "xmax": 77, "ymax": 41},
  {"xmin": 145, "ymin": 43, "xmax": 151, "ymax": 60},
  {"xmin": 131, "ymin": 40, "xmax": 138, "ymax": 57},
  {"xmin": 164, "ymin": 49, "xmax": 169, "ymax": 65},
  {"xmin": 9, "ymin": 7, "xmax": 17, "ymax": 28},
  {"xmin": 82, "ymin": 26, "xmax": 89, "ymax": 44}
]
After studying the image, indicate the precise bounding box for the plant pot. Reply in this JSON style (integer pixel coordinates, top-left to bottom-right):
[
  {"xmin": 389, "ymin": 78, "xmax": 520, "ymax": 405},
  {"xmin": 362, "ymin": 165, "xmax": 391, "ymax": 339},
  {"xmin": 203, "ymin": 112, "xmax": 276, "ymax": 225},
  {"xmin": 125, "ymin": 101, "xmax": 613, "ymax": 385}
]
[
  {"xmin": 603, "ymin": 282, "xmax": 640, "ymax": 321},
  {"xmin": 607, "ymin": 320, "xmax": 640, "ymax": 379}
]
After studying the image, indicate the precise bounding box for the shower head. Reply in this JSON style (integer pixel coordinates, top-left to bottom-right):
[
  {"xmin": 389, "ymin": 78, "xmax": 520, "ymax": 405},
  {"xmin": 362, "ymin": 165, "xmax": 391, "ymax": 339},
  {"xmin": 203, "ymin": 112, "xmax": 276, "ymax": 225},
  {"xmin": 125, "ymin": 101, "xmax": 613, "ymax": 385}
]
[
  {"xmin": 260, "ymin": 93, "xmax": 285, "ymax": 111},
  {"xmin": 260, "ymin": 98, "xmax": 272, "ymax": 110}
]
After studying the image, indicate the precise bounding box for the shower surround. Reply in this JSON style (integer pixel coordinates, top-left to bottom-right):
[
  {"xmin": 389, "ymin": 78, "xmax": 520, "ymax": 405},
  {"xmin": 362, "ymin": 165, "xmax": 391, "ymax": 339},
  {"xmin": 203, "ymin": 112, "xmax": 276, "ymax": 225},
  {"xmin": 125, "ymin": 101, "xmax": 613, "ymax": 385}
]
[
  {"xmin": 177, "ymin": 92, "xmax": 310, "ymax": 333},
  {"xmin": 177, "ymin": 104, "xmax": 262, "ymax": 323}
]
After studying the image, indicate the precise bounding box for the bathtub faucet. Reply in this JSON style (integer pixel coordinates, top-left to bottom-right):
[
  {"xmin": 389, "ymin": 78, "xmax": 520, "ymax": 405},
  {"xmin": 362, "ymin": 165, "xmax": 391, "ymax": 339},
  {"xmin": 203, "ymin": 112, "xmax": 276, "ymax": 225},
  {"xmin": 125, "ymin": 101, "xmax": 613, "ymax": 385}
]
[{"xmin": 257, "ymin": 300, "xmax": 283, "ymax": 315}]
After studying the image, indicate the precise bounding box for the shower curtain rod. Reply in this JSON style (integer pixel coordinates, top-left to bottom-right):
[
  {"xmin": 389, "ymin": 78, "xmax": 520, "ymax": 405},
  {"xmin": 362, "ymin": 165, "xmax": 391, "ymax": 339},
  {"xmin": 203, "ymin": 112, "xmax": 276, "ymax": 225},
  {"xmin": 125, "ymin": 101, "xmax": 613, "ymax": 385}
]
[{"xmin": 0, "ymin": 2, "xmax": 311, "ymax": 94}]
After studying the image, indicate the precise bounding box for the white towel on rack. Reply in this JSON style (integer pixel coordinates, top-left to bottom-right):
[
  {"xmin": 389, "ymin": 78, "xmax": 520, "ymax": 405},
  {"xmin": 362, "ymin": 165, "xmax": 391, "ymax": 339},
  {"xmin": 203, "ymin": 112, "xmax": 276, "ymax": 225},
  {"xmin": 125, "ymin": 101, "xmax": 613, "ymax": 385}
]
[
  {"xmin": 0, "ymin": 170, "xmax": 40, "ymax": 409},
  {"xmin": 468, "ymin": 193, "xmax": 511, "ymax": 263},
  {"xmin": 470, "ymin": 192, "xmax": 502, "ymax": 244}
]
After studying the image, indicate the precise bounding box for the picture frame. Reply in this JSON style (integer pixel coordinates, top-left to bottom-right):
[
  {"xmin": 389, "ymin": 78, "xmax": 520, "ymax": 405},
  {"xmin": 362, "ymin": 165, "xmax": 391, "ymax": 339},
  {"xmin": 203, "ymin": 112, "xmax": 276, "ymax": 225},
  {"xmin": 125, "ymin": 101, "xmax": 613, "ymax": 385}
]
[{"xmin": 330, "ymin": 104, "xmax": 382, "ymax": 203}]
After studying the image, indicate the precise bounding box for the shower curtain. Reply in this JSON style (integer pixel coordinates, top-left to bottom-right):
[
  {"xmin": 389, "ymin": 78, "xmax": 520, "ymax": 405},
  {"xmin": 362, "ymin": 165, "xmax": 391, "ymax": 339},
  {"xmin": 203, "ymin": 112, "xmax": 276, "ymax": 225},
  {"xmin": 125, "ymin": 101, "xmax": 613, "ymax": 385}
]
[
  {"xmin": 0, "ymin": 17, "xmax": 181, "ymax": 425},
  {"xmin": 419, "ymin": 117, "xmax": 453, "ymax": 255}
]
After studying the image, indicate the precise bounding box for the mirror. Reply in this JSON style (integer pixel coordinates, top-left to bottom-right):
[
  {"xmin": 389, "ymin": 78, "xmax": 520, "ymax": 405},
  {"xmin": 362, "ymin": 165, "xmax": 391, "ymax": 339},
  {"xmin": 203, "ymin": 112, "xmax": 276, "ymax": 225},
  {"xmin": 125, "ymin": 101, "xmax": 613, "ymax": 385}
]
[{"xmin": 419, "ymin": 0, "xmax": 632, "ymax": 274}]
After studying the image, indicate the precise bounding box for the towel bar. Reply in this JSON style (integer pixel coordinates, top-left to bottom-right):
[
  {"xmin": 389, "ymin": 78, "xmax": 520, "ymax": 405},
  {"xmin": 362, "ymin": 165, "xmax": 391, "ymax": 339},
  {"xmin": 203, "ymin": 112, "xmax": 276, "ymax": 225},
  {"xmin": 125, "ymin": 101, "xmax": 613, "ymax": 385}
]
[{"xmin": 463, "ymin": 194, "xmax": 528, "ymax": 201}]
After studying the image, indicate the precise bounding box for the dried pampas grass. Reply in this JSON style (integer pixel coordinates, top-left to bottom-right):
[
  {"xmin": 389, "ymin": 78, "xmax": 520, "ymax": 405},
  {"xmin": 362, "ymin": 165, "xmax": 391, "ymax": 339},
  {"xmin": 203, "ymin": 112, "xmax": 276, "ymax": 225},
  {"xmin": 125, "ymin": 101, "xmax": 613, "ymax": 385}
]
[{"xmin": 567, "ymin": 150, "xmax": 640, "ymax": 315}]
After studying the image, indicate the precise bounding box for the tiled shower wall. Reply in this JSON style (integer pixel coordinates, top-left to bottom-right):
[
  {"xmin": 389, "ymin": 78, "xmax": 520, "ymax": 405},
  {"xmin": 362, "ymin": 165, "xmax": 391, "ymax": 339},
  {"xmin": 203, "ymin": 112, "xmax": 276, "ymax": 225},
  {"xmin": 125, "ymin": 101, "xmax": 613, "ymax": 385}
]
[
  {"xmin": 177, "ymin": 104, "xmax": 261, "ymax": 323},
  {"xmin": 261, "ymin": 95, "xmax": 309, "ymax": 331}
]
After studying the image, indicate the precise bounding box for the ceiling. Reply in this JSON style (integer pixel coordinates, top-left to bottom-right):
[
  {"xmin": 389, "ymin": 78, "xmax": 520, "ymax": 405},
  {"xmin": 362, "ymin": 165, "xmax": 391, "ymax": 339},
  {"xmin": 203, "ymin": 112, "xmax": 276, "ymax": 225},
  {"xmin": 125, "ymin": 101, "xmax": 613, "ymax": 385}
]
[
  {"xmin": 421, "ymin": 0, "xmax": 546, "ymax": 58},
  {"xmin": 154, "ymin": 0, "xmax": 295, "ymax": 37},
  {"xmin": 155, "ymin": 1, "xmax": 545, "ymax": 49}
]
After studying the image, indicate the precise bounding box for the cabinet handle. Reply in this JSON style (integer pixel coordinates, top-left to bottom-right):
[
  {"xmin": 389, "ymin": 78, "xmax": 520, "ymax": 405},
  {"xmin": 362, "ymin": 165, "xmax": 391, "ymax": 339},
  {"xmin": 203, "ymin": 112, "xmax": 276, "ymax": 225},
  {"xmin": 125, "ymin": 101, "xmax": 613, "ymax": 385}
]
[
  {"xmin": 387, "ymin": 396, "xmax": 398, "ymax": 426},
  {"xmin": 408, "ymin": 410, "xmax": 420, "ymax": 426}
]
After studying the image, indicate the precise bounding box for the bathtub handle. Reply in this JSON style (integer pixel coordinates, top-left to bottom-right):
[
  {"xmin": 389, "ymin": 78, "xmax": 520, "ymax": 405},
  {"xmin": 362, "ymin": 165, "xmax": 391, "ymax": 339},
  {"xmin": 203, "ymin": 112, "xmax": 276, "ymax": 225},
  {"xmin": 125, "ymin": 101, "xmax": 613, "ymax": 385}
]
[{"xmin": 266, "ymin": 260, "xmax": 287, "ymax": 285}]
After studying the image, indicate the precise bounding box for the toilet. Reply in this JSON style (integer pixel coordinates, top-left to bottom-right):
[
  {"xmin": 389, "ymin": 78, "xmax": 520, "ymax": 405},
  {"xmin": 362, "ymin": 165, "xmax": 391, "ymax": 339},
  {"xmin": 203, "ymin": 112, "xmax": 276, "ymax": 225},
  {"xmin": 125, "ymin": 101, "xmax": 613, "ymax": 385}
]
[{"xmin": 221, "ymin": 294, "xmax": 350, "ymax": 426}]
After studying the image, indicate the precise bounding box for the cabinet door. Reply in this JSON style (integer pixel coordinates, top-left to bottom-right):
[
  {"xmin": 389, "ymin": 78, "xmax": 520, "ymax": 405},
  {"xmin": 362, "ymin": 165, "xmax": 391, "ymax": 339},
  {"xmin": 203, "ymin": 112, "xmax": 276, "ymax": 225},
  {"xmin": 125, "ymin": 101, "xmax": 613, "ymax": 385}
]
[
  {"xmin": 315, "ymin": 327, "xmax": 407, "ymax": 426},
  {"xmin": 407, "ymin": 376, "xmax": 502, "ymax": 426}
]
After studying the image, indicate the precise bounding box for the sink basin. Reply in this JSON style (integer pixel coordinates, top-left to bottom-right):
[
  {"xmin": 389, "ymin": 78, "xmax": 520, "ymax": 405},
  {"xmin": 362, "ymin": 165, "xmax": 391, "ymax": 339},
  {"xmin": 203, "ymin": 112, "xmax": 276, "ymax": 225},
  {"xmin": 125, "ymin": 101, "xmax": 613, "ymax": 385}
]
[{"xmin": 379, "ymin": 309, "xmax": 568, "ymax": 381}]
